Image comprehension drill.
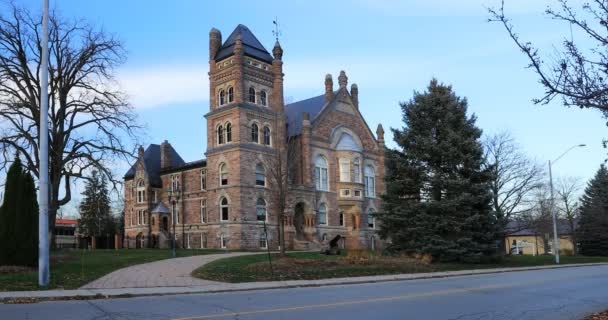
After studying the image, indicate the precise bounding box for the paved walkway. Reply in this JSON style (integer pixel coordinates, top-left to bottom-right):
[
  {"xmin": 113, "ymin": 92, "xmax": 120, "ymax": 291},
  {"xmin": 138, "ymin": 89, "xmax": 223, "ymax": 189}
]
[{"xmin": 81, "ymin": 252, "xmax": 256, "ymax": 289}]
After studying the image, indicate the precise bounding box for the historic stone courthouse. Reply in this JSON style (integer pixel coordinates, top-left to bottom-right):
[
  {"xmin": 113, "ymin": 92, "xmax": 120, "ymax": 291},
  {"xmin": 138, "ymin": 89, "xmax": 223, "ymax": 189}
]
[{"xmin": 123, "ymin": 25, "xmax": 385, "ymax": 250}]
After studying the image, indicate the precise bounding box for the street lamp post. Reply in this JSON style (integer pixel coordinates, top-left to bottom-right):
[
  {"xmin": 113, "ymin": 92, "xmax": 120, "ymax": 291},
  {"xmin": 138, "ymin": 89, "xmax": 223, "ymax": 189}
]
[
  {"xmin": 168, "ymin": 186, "xmax": 180, "ymax": 258},
  {"xmin": 548, "ymin": 144, "xmax": 586, "ymax": 264}
]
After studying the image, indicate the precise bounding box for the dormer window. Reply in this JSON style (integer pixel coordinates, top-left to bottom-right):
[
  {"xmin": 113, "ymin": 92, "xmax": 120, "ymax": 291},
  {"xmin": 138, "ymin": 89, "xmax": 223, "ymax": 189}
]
[
  {"xmin": 260, "ymin": 90, "xmax": 267, "ymax": 106},
  {"xmin": 249, "ymin": 87, "xmax": 256, "ymax": 103}
]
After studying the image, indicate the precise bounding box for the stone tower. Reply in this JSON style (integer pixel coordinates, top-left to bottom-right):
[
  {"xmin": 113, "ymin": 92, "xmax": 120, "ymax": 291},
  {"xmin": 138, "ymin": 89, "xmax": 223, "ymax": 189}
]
[{"xmin": 205, "ymin": 24, "xmax": 285, "ymax": 249}]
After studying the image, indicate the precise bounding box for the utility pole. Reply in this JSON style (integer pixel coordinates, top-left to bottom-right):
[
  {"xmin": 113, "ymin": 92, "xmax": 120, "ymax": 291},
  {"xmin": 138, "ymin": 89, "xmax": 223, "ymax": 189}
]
[{"xmin": 38, "ymin": 0, "xmax": 50, "ymax": 287}]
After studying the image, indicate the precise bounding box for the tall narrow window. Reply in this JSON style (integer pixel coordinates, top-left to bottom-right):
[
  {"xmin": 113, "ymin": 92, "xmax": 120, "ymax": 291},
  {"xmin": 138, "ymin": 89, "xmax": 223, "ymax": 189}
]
[
  {"xmin": 260, "ymin": 90, "xmax": 267, "ymax": 106},
  {"xmin": 220, "ymin": 197, "xmax": 229, "ymax": 221},
  {"xmin": 217, "ymin": 125, "xmax": 224, "ymax": 145},
  {"xmin": 219, "ymin": 163, "xmax": 228, "ymax": 186},
  {"xmin": 200, "ymin": 199, "xmax": 207, "ymax": 223},
  {"xmin": 318, "ymin": 203, "xmax": 327, "ymax": 225},
  {"xmin": 249, "ymin": 87, "xmax": 256, "ymax": 103},
  {"xmin": 201, "ymin": 233, "xmax": 207, "ymax": 249},
  {"xmin": 263, "ymin": 126, "xmax": 271, "ymax": 145},
  {"xmin": 225, "ymin": 123, "xmax": 232, "ymax": 142},
  {"xmin": 227, "ymin": 87, "xmax": 234, "ymax": 103},
  {"xmin": 130, "ymin": 208, "xmax": 133, "ymax": 226},
  {"xmin": 219, "ymin": 89, "xmax": 225, "ymax": 105},
  {"xmin": 255, "ymin": 163, "xmax": 265, "ymax": 186},
  {"xmin": 256, "ymin": 198, "xmax": 267, "ymax": 221},
  {"xmin": 251, "ymin": 123, "xmax": 259, "ymax": 143},
  {"xmin": 368, "ymin": 209, "xmax": 376, "ymax": 229},
  {"xmin": 200, "ymin": 170, "xmax": 207, "ymax": 190},
  {"xmin": 137, "ymin": 180, "xmax": 145, "ymax": 203},
  {"xmin": 339, "ymin": 158, "xmax": 351, "ymax": 182},
  {"xmin": 364, "ymin": 165, "xmax": 375, "ymax": 197},
  {"xmin": 171, "ymin": 175, "xmax": 179, "ymax": 193},
  {"xmin": 353, "ymin": 158, "xmax": 361, "ymax": 183},
  {"xmin": 220, "ymin": 234, "xmax": 227, "ymax": 248},
  {"xmin": 315, "ymin": 155, "xmax": 329, "ymax": 191},
  {"xmin": 339, "ymin": 212, "xmax": 344, "ymax": 227},
  {"xmin": 259, "ymin": 233, "xmax": 268, "ymax": 249}
]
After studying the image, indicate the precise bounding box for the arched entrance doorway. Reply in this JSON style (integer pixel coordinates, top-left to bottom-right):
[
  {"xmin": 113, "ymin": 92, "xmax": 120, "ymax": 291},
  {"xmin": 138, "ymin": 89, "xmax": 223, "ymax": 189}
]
[
  {"xmin": 135, "ymin": 233, "xmax": 143, "ymax": 249},
  {"xmin": 294, "ymin": 202, "xmax": 305, "ymax": 240}
]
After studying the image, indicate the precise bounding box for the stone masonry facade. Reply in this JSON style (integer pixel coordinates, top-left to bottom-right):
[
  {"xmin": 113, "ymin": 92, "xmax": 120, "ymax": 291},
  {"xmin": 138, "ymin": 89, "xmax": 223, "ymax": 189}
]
[{"xmin": 123, "ymin": 25, "xmax": 386, "ymax": 251}]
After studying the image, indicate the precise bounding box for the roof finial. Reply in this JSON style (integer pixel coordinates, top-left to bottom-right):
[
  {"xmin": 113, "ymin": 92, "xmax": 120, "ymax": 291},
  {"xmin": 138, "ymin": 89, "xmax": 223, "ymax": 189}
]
[{"xmin": 272, "ymin": 17, "xmax": 282, "ymax": 41}]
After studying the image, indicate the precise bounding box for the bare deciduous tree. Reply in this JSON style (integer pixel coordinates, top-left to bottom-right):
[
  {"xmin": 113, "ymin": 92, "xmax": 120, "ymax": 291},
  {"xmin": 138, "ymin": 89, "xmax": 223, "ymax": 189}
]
[
  {"xmin": 484, "ymin": 131, "xmax": 545, "ymax": 224},
  {"xmin": 0, "ymin": 4, "xmax": 141, "ymax": 241},
  {"xmin": 489, "ymin": 0, "xmax": 608, "ymax": 114},
  {"xmin": 555, "ymin": 176, "xmax": 581, "ymax": 254}
]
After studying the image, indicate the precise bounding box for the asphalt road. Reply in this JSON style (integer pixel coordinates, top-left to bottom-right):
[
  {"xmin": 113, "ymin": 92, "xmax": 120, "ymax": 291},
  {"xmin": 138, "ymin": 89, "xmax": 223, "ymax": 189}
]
[{"xmin": 2, "ymin": 265, "xmax": 608, "ymax": 320}]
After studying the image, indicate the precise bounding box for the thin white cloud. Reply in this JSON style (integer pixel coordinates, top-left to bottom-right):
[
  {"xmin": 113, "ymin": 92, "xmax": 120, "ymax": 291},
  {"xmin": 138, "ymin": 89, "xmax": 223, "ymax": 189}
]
[{"xmin": 118, "ymin": 65, "xmax": 209, "ymax": 109}]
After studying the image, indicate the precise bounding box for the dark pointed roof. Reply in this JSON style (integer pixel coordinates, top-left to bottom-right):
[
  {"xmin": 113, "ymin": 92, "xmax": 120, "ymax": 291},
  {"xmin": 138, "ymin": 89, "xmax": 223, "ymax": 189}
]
[
  {"xmin": 123, "ymin": 144, "xmax": 186, "ymax": 187},
  {"xmin": 215, "ymin": 24, "xmax": 273, "ymax": 63},
  {"xmin": 285, "ymin": 94, "xmax": 327, "ymax": 136}
]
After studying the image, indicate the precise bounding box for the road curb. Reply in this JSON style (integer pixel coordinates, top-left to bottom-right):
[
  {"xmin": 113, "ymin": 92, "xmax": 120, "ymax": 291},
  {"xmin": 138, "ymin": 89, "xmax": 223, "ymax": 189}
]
[{"xmin": 2, "ymin": 262, "xmax": 607, "ymax": 303}]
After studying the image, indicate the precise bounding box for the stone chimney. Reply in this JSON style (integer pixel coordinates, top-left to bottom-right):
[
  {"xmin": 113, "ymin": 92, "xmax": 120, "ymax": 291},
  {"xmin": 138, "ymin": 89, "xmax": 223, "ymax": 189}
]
[
  {"xmin": 160, "ymin": 140, "xmax": 172, "ymax": 169},
  {"xmin": 138, "ymin": 145, "xmax": 144, "ymax": 159},
  {"xmin": 209, "ymin": 28, "xmax": 222, "ymax": 61},
  {"xmin": 376, "ymin": 124, "xmax": 385, "ymax": 145},
  {"xmin": 351, "ymin": 83, "xmax": 359, "ymax": 109},
  {"xmin": 338, "ymin": 70, "xmax": 348, "ymax": 97},
  {"xmin": 325, "ymin": 74, "xmax": 333, "ymax": 102}
]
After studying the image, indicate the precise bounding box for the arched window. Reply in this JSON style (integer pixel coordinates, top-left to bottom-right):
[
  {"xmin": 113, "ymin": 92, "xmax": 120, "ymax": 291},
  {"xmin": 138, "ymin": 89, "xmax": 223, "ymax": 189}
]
[
  {"xmin": 353, "ymin": 158, "xmax": 361, "ymax": 183},
  {"xmin": 200, "ymin": 199, "xmax": 207, "ymax": 223},
  {"xmin": 256, "ymin": 198, "xmax": 267, "ymax": 221},
  {"xmin": 227, "ymin": 87, "xmax": 234, "ymax": 103},
  {"xmin": 249, "ymin": 87, "xmax": 256, "ymax": 103},
  {"xmin": 219, "ymin": 89, "xmax": 225, "ymax": 106},
  {"xmin": 217, "ymin": 125, "xmax": 224, "ymax": 145},
  {"xmin": 225, "ymin": 123, "xmax": 232, "ymax": 143},
  {"xmin": 251, "ymin": 123, "xmax": 259, "ymax": 143},
  {"xmin": 318, "ymin": 203, "xmax": 327, "ymax": 225},
  {"xmin": 137, "ymin": 180, "xmax": 145, "ymax": 203},
  {"xmin": 255, "ymin": 163, "xmax": 265, "ymax": 186},
  {"xmin": 315, "ymin": 155, "xmax": 329, "ymax": 191},
  {"xmin": 368, "ymin": 208, "xmax": 376, "ymax": 229},
  {"xmin": 364, "ymin": 165, "xmax": 375, "ymax": 197},
  {"xmin": 260, "ymin": 90, "xmax": 267, "ymax": 106},
  {"xmin": 263, "ymin": 126, "xmax": 271, "ymax": 145},
  {"xmin": 220, "ymin": 197, "xmax": 229, "ymax": 221},
  {"xmin": 219, "ymin": 163, "xmax": 228, "ymax": 186}
]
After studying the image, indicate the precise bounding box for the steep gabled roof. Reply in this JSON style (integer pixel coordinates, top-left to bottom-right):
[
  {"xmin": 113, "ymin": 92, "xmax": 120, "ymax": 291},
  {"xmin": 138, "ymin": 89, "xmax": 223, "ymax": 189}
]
[
  {"xmin": 215, "ymin": 24, "xmax": 273, "ymax": 63},
  {"xmin": 123, "ymin": 144, "xmax": 186, "ymax": 187},
  {"xmin": 285, "ymin": 93, "xmax": 328, "ymax": 136}
]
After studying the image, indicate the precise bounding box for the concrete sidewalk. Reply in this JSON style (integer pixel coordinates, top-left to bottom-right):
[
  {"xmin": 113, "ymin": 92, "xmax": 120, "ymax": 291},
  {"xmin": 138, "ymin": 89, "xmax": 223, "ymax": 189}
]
[{"xmin": 2, "ymin": 262, "xmax": 607, "ymax": 301}]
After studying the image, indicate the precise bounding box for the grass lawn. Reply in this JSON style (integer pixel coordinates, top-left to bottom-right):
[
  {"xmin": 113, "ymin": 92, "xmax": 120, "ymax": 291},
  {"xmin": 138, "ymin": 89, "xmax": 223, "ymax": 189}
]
[
  {"xmin": 0, "ymin": 248, "xmax": 224, "ymax": 291},
  {"xmin": 193, "ymin": 252, "xmax": 608, "ymax": 283}
]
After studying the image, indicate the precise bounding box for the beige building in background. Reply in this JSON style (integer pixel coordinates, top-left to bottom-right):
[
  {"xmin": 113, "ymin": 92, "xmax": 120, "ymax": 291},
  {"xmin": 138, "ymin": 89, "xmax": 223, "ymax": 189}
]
[{"xmin": 505, "ymin": 220, "xmax": 577, "ymax": 256}]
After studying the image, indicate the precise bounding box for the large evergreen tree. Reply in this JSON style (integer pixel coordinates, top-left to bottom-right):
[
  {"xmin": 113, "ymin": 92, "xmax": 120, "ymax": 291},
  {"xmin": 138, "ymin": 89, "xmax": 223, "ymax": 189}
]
[
  {"xmin": 577, "ymin": 165, "xmax": 608, "ymax": 256},
  {"xmin": 0, "ymin": 155, "xmax": 38, "ymax": 266},
  {"xmin": 78, "ymin": 170, "xmax": 114, "ymax": 237},
  {"xmin": 377, "ymin": 79, "xmax": 497, "ymax": 263}
]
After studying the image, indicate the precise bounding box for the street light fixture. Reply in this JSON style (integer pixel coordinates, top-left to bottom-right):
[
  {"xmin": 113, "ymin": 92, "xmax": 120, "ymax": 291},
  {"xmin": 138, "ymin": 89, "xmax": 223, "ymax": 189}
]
[
  {"xmin": 548, "ymin": 143, "xmax": 586, "ymax": 264},
  {"xmin": 168, "ymin": 185, "xmax": 180, "ymax": 258}
]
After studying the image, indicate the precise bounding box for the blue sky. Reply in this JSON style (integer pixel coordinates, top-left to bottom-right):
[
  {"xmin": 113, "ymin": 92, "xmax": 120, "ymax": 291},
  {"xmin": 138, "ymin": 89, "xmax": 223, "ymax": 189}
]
[{"xmin": 17, "ymin": 0, "xmax": 606, "ymax": 210}]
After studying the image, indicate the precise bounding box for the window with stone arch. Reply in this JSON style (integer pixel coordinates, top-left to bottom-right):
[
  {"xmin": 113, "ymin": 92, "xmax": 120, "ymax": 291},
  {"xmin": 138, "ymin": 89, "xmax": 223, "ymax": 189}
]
[
  {"xmin": 248, "ymin": 87, "xmax": 256, "ymax": 103},
  {"xmin": 219, "ymin": 163, "xmax": 228, "ymax": 186},
  {"xmin": 263, "ymin": 126, "xmax": 271, "ymax": 145},
  {"xmin": 200, "ymin": 199, "xmax": 207, "ymax": 223},
  {"xmin": 227, "ymin": 87, "xmax": 234, "ymax": 103},
  {"xmin": 219, "ymin": 89, "xmax": 225, "ymax": 106},
  {"xmin": 256, "ymin": 198, "xmax": 267, "ymax": 221},
  {"xmin": 318, "ymin": 203, "xmax": 327, "ymax": 225},
  {"xmin": 315, "ymin": 155, "xmax": 329, "ymax": 191},
  {"xmin": 364, "ymin": 165, "xmax": 375, "ymax": 197},
  {"xmin": 220, "ymin": 197, "xmax": 229, "ymax": 221},
  {"xmin": 260, "ymin": 90, "xmax": 267, "ymax": 106},
  {"xmin": 255, "ymin": 163, "xmax": 265, "ymax": 186},
  {"xmin": 225, "ymin": 122, "xmax": 232, "ymax": 143},
  {"xmin": 217, "ymin": 125, "xmax": 224, "ymax": 145},
  {"xmin": 251, "ymin": 123, "xmax": 259, "ymax": 143},
  {"xmin": 137, "ymin": 180, "xmax": 145, "ymax": 203},
  {"xmin": 367, "ymin": 208, "xmax": 376, "ymax": 229},
  {"xmin": 200, "ymin": 170, "xmax": 207, "ymax": 190}
]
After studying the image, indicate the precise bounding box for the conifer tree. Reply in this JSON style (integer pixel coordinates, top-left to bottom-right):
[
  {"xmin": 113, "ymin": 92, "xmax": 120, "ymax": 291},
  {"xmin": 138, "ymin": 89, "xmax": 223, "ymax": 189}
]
[
  {"xmin": 577, "ymin": 165, "xmax": 608, "ymax": 256},
  {"xmin": 0, "ymin": 155, "xmax": 38, "ymax": 266},
  {"xmin": 78, "ymin": 170, "xmax": 114, "ymax": 237},
  {"xmin": 377, "ymin": 79, "xmax": 497, "ymax": 262}
]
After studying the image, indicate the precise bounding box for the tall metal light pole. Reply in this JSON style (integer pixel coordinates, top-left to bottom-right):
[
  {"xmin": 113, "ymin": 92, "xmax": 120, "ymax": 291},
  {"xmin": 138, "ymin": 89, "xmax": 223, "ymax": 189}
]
[
  {"xmin": 168, "ymin": 186, "xmax": 180, "ymax": 258},
  {"xmin": 38, "ymin": 0, "xmax": 50, "ymax": 287},
  {"xmin": 548, "ymin": 144, "xmax": 586, "ymax": 264}
]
